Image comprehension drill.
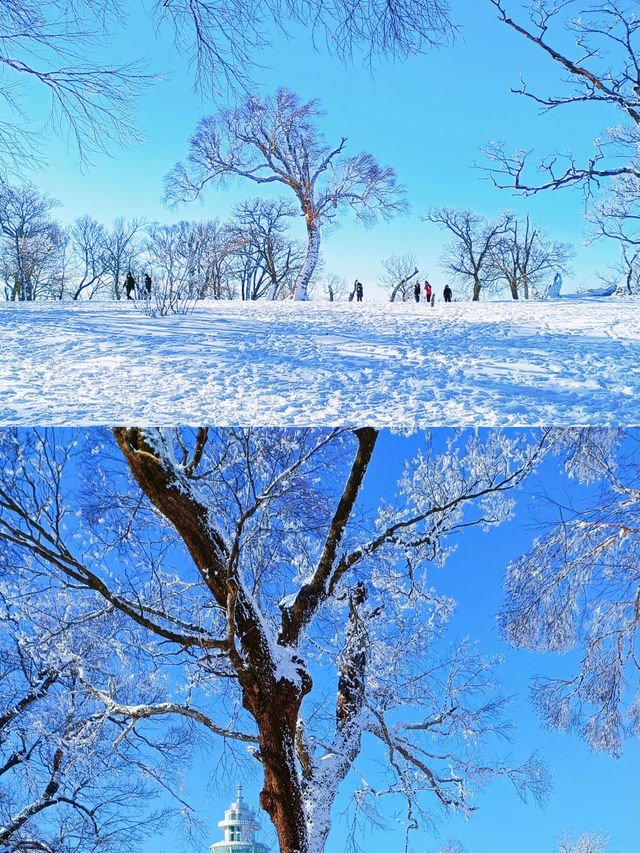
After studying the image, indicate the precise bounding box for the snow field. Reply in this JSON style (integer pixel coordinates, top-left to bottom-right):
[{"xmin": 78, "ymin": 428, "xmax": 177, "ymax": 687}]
[{"xmin": 0, "ymin": 299, "xmax": 637, "ymax": 425}]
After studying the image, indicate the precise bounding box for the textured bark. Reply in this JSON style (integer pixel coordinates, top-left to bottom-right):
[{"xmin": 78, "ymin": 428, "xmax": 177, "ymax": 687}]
[
  {"xmin": 113, "ymin": 427, "xmax": 311, "ymax": 852},
  {"xmin": 250, "ymin": 690, "xmax": 308, "ymax": 853},
  {"xmin": 294, "ymin": 223, "xmax": 321, "ymax": 301}
]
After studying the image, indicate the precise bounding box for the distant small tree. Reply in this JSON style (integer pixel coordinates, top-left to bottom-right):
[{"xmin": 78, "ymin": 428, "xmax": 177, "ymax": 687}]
[
  {"xmin": 228, "ymin": 199, "xmax": 304, "ymax": 300},
  {"xmin": 323, "ymin": 273, "xmax": 348, "ymax": 301},
  {"xmin": 595, "ymin": 244, "xmax": 639, "ymax": 295},
  {"xmin": 556, "ymin": 831, "xmax": 612, "ymax": 853},
  {"xmin": 69, "ymin": 215, "xmax": 110, "ymax": 300},
  {"xmin": 428, "ymin": 208, "xmax": 512, "ymax": 301},
  {"xmin": 165, "ymin": 88, "xmax": 407, "ymax": 301},
  {"xmin": 0, "ymin": 182, "xmax": 62, "ymax": 301},
  {"xmin": 102, "ymin": 218, "xmax": 144, "ymax": 300},
  {"xmin": 145, "ymin": 222, "xmax": 196, "ymax": 297},
  {"xmin": 186, "ymin": 219, "xmax": 237, "ymax": 299},
  {"xmin": 379, "ymin": 252, "xmax": 419, "ymax": 301},
  {"xmin": 24, "ymin": 221, "xmax": 69, "ymax": 301},
  {"xmin": 490, "ymin": 215, "xmax": 572, "ymax": 299}
]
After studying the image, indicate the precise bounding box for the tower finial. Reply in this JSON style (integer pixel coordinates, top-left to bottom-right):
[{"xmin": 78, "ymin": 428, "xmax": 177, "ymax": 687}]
[{"xmin": 237, "ymin": 783, "xmax": 243, "ymax": 801}]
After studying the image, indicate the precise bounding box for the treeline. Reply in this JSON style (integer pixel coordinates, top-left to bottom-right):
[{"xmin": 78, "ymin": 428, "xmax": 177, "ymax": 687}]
[
  {"xmin": 2, "ymin": 179, "xmax": 636, "ymax": 305},
  {"xmin": 0, "ymin": 179, "xmax": 569, "ymax": 305},
  {"xmin": 381, "ymin": 209, "xmax": 575, "ymax": 302},
  {"xmin": 0, "ymin": 183, "xmax": 306, "ymax": 303}
]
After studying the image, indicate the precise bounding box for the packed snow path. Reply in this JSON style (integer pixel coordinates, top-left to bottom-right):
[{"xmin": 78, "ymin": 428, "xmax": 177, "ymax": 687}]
[{"xmin": 1, "ymin": 300, "xmax": 637, "ymax": 425}]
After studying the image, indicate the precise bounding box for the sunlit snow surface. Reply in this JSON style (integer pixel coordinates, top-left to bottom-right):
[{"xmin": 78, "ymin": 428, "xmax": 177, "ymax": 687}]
[{"xmin": 1, "ymin": 299, "xmax": 637, "ymax": 425}]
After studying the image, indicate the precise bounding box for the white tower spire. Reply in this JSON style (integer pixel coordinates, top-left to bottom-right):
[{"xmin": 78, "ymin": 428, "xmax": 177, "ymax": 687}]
[{"xmin": 209, "ymin": 785, "xmax": 268, "ymax": 853}]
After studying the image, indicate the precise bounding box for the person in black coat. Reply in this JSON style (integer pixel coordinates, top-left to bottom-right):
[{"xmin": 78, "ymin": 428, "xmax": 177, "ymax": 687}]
[
  {"xmin": 443, "ymin": 284, "xmax": 452, "ymax": 303},
  {"xmin": 413, "ymin": 281, "xmax": 421, "ymax": 302},
  {"xmin": 124, "ymin": 271, "xmax": 136, "ymax": 299},
  {"xmin": 355, "ymin": 280, "xmax": 364, "ymax": 302}
]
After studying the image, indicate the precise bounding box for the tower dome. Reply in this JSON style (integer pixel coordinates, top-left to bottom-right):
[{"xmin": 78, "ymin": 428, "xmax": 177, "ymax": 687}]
[{"xmin": 209, "ymin": 785, "xmax": 269, "ymax": 853}]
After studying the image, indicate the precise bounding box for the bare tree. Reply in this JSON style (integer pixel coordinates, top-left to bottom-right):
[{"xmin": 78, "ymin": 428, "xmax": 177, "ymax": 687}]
[
  {"xmin": 595, "ymin": 243, "xmax": 639, "ymax": 295},
  {"xmin": 555, "ymin": 831, "xmax": 612, "ymax": 853},
  {"xmin": 23, "ymin": 221, "xmax": 69, "ymax": 301},
  {"xmin": 181, "ymin": 219, "xmax": 237, "ymax": 299},
  {"xmin": 0, "ymin": 182, "xmax": 63, "ymax": 301},
  {"xmin": 379, "ymin": 252, "xmax": 419, "ymax": 301},
  {"xmin": 512, "ymin": 215, "xmax": 573, "ymax": 299},
  {"xmin": 323, "ymin": 272, "xmax": 348, "ymax": 301},
  {"xmin": 0, "ymin": 568, "xmax": 172, "ymax": 851},
  {"xmin": 587, "ymin": 171, "xmax": 640, "ymax": 293},
  {"xmin": 0, "ymin": 0, "xmax": 150, "ymax": 174},
  {"xmin": 428, "ymin": 208, "xmax": 512, "ymax": 301},
  {"xmin": 434, "ymin": 831, "xmax": 615, "ymax": 853},
  {"xmin": 499, "ymin": 428, "xmax": 639, "ymax": 757},
  {"xmin": 0, "ymin": 427, "xmax": 556, "ymax": 853},
  {"xmin": 68, "ymin": 215, "xmax": 110, "ymax": 301},
  {"xmin": 144, "ymin": 219, "xmax": 238, "ymax": 302},
  {"xmin": 484, "ymin": 0, "xmax": 639, "ymax": 194},
  {"xmin": 153, "ymin": 0, "xmax": 454, "ymax": 92},
  {"xmin": 490, "ymin": 215, "xmax": 572, "ymax": 299},
  {"xmin": 165, "ymin": 88, "xmax": 408, "ymax": 300},
  {"xmin": 102, "ymin": 218, "xmax": 144, "ymax": 300},
  {"xmin": 228, "ymin": 198, "xmax": 304, "ymax": 300}
]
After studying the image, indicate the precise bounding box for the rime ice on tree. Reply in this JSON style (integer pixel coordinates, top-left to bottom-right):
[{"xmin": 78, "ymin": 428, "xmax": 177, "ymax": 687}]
[{"xmin": 210, "ymin": 785, "xmax": 269, "ymax": 853}]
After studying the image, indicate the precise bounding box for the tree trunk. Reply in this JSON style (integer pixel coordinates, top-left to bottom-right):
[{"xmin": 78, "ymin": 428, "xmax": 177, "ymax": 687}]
[
  {"xmin": 509, "ymin": 277, "xmax": 519, "ymax": 300},
  {"xmin": 472, "ymin": 276, "xmax": 481, "ymax": 301},
  {"xmin": 113, "ymin": 427, "xmax": 312, "ymax": 853},
  {"xmin": 23, "ymin": 270, "xmax": 33, "ymax": 301},
  {"xmin": 249, "ymin": 691, "xmax": 309, "ymax": 853},
  {"xmin": 293, "ymin": 223, "xmax": 321, "ymax": 301},
  {"xmin": 389, "ymin": 281, "xmax": 403, "ymax": 302}
]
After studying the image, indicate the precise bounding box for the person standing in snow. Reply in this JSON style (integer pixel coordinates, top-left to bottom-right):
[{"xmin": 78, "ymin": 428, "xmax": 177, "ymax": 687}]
[
  {"xmin": 355, "ymin": 280, "xmax": 364, "ymax": 302},
  {"xmin": 124, "ymin": 271, "xmax": 136, "ymax": 300},
  {"xmin": 144, "ymin": 273, "xmax": 152, "ymax": 295},
  {"xmin": 424, "ymin": 280, "xmax": 432, "ymax": 303},
  {"xmin": 443, "ymin": 284, "xmax": 452, "ymax": 303},
  {"xmin": 413, "ymin": 281, "xmax": 421, "ymax": 302}
]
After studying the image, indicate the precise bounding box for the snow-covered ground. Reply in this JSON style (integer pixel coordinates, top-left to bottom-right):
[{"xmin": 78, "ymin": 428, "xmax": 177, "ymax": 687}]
[{"xmin": 1, "ymin": 299, "xmax": 637, "ymax": 425}]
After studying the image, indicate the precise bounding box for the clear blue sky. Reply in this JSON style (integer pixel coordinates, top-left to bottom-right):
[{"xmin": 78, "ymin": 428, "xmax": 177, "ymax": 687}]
[
  {"xmin": 143, "ymin": 429, "xmax": 638, "ymax": 853},
  {"xmin": 19, "ymin": 0, "xmax": 622, "ymax": 297}
]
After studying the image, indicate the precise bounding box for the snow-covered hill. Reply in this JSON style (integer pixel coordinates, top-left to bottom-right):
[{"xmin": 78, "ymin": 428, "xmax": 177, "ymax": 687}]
[{"xmin": 1, "ymin": 299, "xmax": 637, "ymax": 425}]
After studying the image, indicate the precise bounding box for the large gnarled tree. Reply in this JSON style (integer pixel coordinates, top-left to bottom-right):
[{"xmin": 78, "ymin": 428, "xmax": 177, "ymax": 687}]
[
  {"xmin": 165, "ymin": 89, "xmax": 408, "ymax": 300},
  {"xmin": 0, "ymin": 427, "xmax": 556, "ymax": 853}
]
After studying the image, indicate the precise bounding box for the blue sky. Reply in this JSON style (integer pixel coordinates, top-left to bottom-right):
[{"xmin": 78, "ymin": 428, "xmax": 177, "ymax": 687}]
[
  {"xmin": 142, "ymin": 429, "xmax": 638, "ymax": 853},
  {"xmin": 18, "ymin": 1, "xmax": 623, "ymax": 296}
]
